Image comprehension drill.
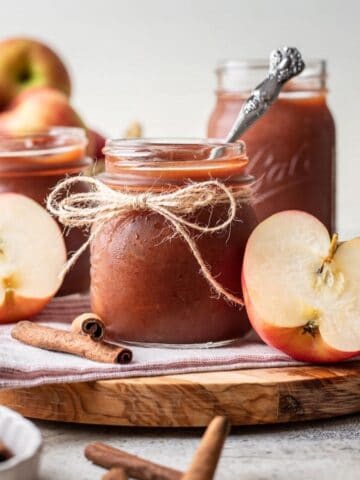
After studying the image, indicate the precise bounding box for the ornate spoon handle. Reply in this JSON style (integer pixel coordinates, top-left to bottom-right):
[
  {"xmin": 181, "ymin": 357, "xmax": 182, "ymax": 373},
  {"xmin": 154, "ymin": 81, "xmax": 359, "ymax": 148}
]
[
  {"xmin": 211, "ymin": 47, "xmax": 305, "ymax": 158},
  {"xmin": 226, "ymin": 47, "xmax": 305, "ymax": 142}
]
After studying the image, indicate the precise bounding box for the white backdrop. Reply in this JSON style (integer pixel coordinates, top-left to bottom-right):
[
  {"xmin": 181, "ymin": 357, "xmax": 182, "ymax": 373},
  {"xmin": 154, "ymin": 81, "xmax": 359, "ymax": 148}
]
[{"xmin": 1, "ymin": 0, "xmax": 359, "ymax": 234}]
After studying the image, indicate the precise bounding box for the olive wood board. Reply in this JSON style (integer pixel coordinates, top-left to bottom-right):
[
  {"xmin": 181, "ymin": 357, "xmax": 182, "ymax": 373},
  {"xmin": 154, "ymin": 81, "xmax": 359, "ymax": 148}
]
[{"xmin": 0, "ymin": 362, "xmax": 359, "ymax": 427}]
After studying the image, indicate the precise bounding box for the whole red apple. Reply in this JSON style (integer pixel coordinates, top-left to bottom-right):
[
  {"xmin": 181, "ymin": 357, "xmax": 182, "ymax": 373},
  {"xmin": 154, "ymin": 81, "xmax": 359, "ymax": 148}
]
[
  {"xmin": 0, "ymin": 37, "xmax": 71, "ymax": 110},
  {"xmin": 0, "ymin": 87, "xmax": 84, "ymax": 134},
  {"xmin": 88, "ymin": 128, "xmax": 106, "ymax": 160}
]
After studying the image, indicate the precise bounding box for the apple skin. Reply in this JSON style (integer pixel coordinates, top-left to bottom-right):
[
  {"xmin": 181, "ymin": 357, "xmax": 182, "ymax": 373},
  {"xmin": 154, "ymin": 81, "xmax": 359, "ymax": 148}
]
[
  {"xmin": 0, "ymin": 292, "xmax": 55, "ymax": 324},
  {"xmin": 0, "ymin": 87, "xmax": 84, "ymax": 134},
  {"xmin": 0, "ymin": 37, "xmax": 71, "ymax": 109}
]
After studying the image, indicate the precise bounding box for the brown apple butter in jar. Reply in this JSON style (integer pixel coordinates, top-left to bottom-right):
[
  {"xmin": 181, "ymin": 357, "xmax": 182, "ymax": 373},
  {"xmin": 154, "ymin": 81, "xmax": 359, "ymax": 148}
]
[
  {"xmin": 91, "ymin": 139, "xmax": 258, "ymax": 345},
  {"xmin": 208, "ymin": 60, "xmax": 336, "ymax": 232},
  {"xmin": 0, "ymin": 127, "xmax": 92, "ymax": 295}
]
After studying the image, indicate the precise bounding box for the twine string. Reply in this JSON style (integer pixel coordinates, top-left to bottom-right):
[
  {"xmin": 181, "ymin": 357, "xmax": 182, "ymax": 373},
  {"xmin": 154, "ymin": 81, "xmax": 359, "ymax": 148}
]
[{"xmin": 47, "ymin": 175, "xmax": 253, "ymax": 306}]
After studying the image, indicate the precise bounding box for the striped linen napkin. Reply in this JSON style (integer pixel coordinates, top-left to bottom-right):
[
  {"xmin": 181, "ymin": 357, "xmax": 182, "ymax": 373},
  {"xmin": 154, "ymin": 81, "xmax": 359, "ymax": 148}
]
[{"xmin": 1, "ymin": 294, "xmax": 356, "ymax": 389}]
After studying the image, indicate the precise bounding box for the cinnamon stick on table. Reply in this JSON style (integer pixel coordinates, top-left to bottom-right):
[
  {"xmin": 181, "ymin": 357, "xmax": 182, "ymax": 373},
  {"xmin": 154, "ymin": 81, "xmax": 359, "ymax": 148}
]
[
  {"xmin": 11, "ymin": 321, "xmax": 132, "ymax": 365},
  {"xmin": 85, "ymin": 442, "xmax": 182, "ymax": 480},
  {"xmin": 71, "ymin": 313, "xmax": 106, "ymax": 341},
  {"xmin": 102, "ymin": 468, "xmax": 128, "ymax": 480},
  {"xmin": 181, "ymin": 416, "xmax": 230, "ymax": 480}
]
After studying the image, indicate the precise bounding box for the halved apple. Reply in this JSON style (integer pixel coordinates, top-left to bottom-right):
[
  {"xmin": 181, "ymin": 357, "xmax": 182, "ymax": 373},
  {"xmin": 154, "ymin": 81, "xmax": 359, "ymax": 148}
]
[
  {"xmin": 242, "ymin": 210, "xmax": 360, "ymax": 362},
  {"xmin": 0, "ymin": 193, "xmax": 66, "ymax": 323}
]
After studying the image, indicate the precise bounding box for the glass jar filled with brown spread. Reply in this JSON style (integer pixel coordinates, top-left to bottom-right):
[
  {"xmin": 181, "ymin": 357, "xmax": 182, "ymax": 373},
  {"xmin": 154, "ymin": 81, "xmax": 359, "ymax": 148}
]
[
  {"xmin": 208, "ymin": 60, "xmax": 336, "ymax": 232},
  {"xmin": 0, "ymin": 127, "xmax": 92, "ymax": 295},
  {"xmin": 91, "ymin": 139, "xmax": 257, "ymax": 345}
]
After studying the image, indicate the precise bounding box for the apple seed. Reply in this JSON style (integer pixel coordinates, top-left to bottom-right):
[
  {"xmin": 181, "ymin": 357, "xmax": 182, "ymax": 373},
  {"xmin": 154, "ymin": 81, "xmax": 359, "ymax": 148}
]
[{"xmin": 302, "ymin": 320, "xmax": 319, "ymax": 337}]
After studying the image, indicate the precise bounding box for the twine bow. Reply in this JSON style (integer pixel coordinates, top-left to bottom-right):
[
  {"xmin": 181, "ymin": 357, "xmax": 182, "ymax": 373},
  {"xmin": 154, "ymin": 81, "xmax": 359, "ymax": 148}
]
[{"xmin": 47, "ymin": 176, "xmax": 253, "ymax": 306}]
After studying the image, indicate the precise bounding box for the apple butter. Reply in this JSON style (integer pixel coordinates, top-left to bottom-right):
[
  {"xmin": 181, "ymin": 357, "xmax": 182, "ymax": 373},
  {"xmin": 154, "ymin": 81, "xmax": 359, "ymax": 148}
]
[
  {"xmin": 208, "ymin": 60, "xmax": 336, "ymax": 232},
  {"xmin": 91, "ymin": 139, "xmax": 257, "ymax": 345},
  {"xmin": 0, "ymin": 127, "xmax": 92, "ymax": 295}
]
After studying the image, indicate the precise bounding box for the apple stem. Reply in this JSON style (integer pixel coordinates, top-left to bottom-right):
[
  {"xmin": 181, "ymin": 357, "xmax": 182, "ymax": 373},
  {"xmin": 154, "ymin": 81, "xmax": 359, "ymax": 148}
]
[
  {"xmin": 318, "ymin": 233, "xmax": 338, "ymax": 274},
  {"xmin": 326, "ymin": 233, "xmax": 339, "ymax": 262}
]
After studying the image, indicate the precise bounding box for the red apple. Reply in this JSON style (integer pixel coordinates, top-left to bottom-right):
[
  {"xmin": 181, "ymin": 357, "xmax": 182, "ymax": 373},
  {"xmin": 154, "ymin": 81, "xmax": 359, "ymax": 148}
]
[
  {"xmin": 0, "ymin": 193, "xmax": 66, "ymax": 323},
  {"xmin": 0, "ymin": 37, "xmax": 71, "ymax": 109},
  {"xmin": 0, "ymin": 87, "xmax": 84, "ymax": 134},
  {"xmin": 242, "ymin": 210, "xmax": 360, "ymax": 363},
  {"xmin": 87, "ymin": 128, "xmax": 106, "ymax": 160}
]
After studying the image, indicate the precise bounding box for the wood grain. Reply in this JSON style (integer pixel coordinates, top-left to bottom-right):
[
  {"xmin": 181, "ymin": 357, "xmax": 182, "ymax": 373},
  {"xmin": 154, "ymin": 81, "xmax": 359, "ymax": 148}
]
[{"xmin": 0, "ymin": 362, "xmax": 359, "ymax": 426}]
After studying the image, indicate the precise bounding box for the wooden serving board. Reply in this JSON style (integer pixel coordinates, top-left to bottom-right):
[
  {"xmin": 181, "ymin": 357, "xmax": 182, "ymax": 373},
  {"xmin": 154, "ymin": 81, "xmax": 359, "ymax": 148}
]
[{"xmin": 0, "ymin": 362, "xmax": 359, "ymax": 427}]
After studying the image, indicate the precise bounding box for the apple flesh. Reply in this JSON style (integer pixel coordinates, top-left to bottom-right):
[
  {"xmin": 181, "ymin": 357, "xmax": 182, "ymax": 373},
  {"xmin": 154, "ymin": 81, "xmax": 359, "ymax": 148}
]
[
  {"xmin": 242, "ymin": 210, "xmax": 360, "ymax": 363},
  {"xmin": 0, "ymin": 193, "xmax": 66, "ymax": 323},
  {"xmin": 0, "ymin": 37, "xmax": 71, "ymax": 109}
]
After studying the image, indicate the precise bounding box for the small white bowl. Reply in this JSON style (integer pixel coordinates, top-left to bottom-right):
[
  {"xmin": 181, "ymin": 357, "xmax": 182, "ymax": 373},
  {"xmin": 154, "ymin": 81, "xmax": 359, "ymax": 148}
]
[{"xmin": 0, "ymin": 406, "xmax": 42, "ymax": 480}]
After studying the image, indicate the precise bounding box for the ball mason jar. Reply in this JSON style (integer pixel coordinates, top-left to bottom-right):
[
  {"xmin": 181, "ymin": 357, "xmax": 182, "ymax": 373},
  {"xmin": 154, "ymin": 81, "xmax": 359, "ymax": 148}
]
[
  {"xmin": 0, "ymin": 127, "xmax": 92, "ymax": 295},
  {"xmin": 90, "ymin": 139, "xmax": 258, "ymax": 345},
  {"xmin": 208, "ymin": 60, "xmax": 336, "ymax": 232}
]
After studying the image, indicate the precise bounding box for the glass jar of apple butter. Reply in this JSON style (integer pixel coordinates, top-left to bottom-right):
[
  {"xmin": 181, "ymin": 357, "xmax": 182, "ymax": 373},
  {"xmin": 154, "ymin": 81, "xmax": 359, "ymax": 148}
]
[
  {"xmin": 208, "ymin": 60, "xmax": 336, "ymax": 232},
  {"xmin": 91, "ymin": 139, "xmax": 257, "ymax": 345},
  {"xmin": 0, "ymin": 127, "xmax": 92, "ymax": 295}
]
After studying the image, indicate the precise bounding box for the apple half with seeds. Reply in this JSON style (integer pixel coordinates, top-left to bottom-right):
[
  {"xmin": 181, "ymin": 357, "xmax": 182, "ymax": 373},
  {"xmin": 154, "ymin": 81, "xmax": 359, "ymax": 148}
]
[
  {"xmin": 242, "ymin": 210, "xmax": 360, "ymax": 363},
  {"xmin": 0, "ymin": 193, "xmax": 66, "ymax": 323}
]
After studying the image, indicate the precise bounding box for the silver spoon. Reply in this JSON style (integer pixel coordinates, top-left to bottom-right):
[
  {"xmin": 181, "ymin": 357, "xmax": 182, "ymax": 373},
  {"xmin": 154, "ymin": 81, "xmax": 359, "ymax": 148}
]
[{"xmin": 211, "ymin": 46, "xmax": 305, "ymax": 158}]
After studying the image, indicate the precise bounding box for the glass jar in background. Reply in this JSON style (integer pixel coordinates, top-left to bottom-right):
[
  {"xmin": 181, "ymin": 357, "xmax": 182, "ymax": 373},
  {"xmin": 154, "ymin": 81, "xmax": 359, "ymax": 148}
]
[
  {"xmin": 208, "ymin": 60, "xmax": 336, "ymax": 232},
  {"xmin": 91, "ymin": 139, "xmax": 257, "ymax": 345},
  {"xmin": 0, "ymin": 127, "xmax": 92, "ymax": 295}
]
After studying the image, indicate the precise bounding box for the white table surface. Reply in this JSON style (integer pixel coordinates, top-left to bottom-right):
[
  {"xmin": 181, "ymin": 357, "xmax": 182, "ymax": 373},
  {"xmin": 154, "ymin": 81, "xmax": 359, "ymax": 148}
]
[{"xmin": 36, "ymin": 413, "xmax": 360, "ymax": 480}]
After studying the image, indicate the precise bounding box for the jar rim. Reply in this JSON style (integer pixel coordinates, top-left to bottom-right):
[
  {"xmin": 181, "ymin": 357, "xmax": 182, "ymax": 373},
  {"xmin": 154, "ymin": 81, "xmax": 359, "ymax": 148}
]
[
  {"xmin": 104, "ymin": 137, "xmax": 246, "ymax": 157},
  {"xmin": 102, "ymin": 138, "xmax": 249, "ymax": 186},
  {"xmin": 216, "ymin": 59, "xmax": 326, "ymax": 78},
  {"xmin": 0, "ymin": 127, "xmax": 87, "ymax": 158}
]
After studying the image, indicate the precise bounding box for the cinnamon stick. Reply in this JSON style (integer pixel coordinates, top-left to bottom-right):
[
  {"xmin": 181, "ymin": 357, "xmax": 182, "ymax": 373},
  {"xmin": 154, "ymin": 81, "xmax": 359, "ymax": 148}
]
[
  {"xmin": 71, "ymin": 313, "xmax": 106, "ymax": 341},
  {"xmin": 102, "ymin": 468, "xmax": 128, "ymax": 480},
  {"xmin": 11, "ymin": 321, "xmax": 132, "ymax": 365},
  {"xmin": 85, "ymin": 442, "xmax": 181, "ymax": 480},
  {"xmin": 181, "ymin": 416, "xmax": 230, "ymax": 480},
  {"xmin": 0, "ymin": 441, "xmax": 13, "ymax": 462}
]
